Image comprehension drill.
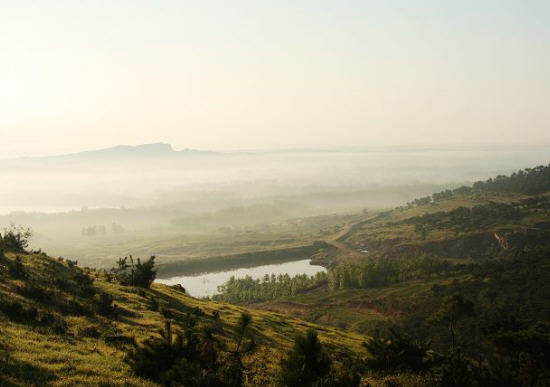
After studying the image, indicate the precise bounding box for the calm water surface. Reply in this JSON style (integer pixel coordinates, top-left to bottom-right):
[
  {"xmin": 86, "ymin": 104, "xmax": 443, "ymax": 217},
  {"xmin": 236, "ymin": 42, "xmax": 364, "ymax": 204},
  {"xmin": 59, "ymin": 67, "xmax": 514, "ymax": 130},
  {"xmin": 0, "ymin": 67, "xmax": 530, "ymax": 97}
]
[{"xmin": 156, "ymin": 259, "xmax": 326, "ymax": 298}]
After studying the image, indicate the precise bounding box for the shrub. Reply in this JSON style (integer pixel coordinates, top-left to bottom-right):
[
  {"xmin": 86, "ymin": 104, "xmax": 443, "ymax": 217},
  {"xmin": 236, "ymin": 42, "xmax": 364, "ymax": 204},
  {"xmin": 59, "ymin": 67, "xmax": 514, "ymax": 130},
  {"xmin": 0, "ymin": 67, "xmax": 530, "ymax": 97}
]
[
  {"xmin": 127, "ymin": 313, "xmax": 254, "ymax": 386},
  {"xmin": 127, "ymin": 320, "xmax": 228, "ymax": 385},
  {"xmin": 0, "ymin": 225, "xmax": 32, "ymax": 252},
  {"xmin": 0, "ymin": 300, "xmax": 38, "ymax": 323},
  {"xmin": 60, "ymin": 298, "xmax": 92, "ymax": 316},
  {"xmin": 74, "ymin": 272, "xmax": 95, "ymax": 298},
  {"xmin": 94, "ymin": 293, "xmax": 116, "ymax": 316},
  {"xmin": 17, "ymin": 283, "xmax": 52, "ymax": 304},
  {"xmin": 53, "ymin": 277, "xmax": 70, "ymax": 291},
  {"xmin": 0, "ymin": 301, "xmax": 67, "ymax": 333},
  {"xmin": 8, "ymin": 256, "xmax": 26, "ymax": 278},
  {"xmin": 479, "ymin": 324, "xmax": 550, "ymax": 386},
  {"xmin": 37, "ymin": 311, "xmax": 67, "ymax": 334},
  {"xmin": 363, "ymin": 328, "xmax": 436, "ymax": 373},
  {"xmin": 78, "ymin": 326, "xmax": 101, "ymax": 338},
  {"xmin": 277, "ymin": 329, "xmax": 331, "ymax": 387},
  {"xmin": 112, "ymin": 256, "xmax": 157, "ymax": 289},
  {"xmin": 170, "ymin": 284, "xmax": 186, "ymax": 293},
  {"xmin": 148, "ymin": 296, "xmax": 159, "ymax": 312},
  {"xmin": 160, "ymin": 307, "xmax": 173, "ymax": 319}
]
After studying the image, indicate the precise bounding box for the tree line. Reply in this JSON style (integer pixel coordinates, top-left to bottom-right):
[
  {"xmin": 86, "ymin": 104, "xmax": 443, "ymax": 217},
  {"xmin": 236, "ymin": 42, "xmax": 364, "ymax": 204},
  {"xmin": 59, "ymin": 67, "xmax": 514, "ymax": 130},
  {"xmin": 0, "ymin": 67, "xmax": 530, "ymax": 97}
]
[
  {"xmin": 214, "ymin": 255, "xmax": 451, "ymax": 304},
  {"xmin": 401, "ymin": 164, "xmax": 550, "ymax": 209},
  {"xmin": 214, "ymin": 272, "xmax": 327, "ymax": 304}
]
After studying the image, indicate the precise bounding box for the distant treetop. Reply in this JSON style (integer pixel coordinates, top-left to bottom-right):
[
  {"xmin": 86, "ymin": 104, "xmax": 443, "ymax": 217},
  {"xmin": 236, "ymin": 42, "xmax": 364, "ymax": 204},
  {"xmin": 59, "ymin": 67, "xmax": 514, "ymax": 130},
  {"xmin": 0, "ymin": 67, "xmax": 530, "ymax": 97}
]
[
  {"xmin": 470, "ymin": 164, "xmax": 550, "ymax": 195},
  {"xmin": 405, "ymin": 164, "xmax": 550, "ymax": 209}
]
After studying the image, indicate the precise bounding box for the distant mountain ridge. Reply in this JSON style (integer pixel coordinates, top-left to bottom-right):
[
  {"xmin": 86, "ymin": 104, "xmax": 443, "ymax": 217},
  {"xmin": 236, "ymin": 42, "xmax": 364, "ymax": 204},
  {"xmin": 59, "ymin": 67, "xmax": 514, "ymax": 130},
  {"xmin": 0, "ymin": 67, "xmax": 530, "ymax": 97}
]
[
  {"xmin": 52, "ymin": 142, "xmax": 215, "ymax": 159},
  {"xmin": 0, "ymin": 143, "xmax": 215, "ymax": 163},
  {"xmin": 65, "ymin": 142, "xmax": 176, "ymax": 157}
]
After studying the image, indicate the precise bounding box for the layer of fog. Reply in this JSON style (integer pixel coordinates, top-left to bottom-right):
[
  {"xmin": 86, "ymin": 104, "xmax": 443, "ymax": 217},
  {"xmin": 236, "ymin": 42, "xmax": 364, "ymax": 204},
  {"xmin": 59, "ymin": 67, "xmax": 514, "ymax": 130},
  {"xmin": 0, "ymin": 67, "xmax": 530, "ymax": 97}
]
[{"xmin": 1, "ymin": 144, "xmax": 548, "ymax": 267}]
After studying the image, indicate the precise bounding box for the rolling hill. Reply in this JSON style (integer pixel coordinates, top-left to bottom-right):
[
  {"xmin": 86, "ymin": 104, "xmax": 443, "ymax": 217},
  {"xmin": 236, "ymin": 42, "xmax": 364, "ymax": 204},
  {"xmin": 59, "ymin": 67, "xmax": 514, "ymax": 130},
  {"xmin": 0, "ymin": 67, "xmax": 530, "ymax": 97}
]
[{"xmin": 0, "ymin": 250, "xmax": 365, "ymax": 386}]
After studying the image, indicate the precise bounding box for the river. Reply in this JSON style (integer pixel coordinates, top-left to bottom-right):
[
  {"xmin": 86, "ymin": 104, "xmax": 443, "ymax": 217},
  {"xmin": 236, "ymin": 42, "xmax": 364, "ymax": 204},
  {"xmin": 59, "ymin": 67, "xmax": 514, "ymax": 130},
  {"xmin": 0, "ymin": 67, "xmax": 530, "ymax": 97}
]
[{"xmin": 156, "ymin": 259, "xmax": 326, "ymax": 298}]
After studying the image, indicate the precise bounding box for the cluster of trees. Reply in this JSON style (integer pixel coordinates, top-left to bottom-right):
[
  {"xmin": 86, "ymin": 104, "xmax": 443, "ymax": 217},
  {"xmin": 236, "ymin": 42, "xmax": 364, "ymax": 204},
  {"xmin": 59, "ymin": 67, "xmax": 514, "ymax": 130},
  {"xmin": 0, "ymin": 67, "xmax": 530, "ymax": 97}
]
[
  {"xmin": 406, "ymin": 196, "xmax": 432, "ymax": 208},
  {"xmin": 127, "ymin": 313, "xmax": 361, "ymax": 387},
  {"xmin": 432, "ymin": 189, "xmax": 454, "ymax": 201},
  {"xmin": 327, "ymin": 255, "xmax": 449, "ymax": 291},
  {"xmin": 81, "ymin": 225, "xmax": 106, "ymax": 236},
  {"xmin": 404, "ymin": 201, "xmax": 527, "ymax": 233},
  {"xmin": 472, "ymin": 164, "xmax": 550, "ymax": 195},
  {"xmin": 214, "ymin": 272, "xmax": 327, "ymax": 304},
  {"xmin": 161, "ymin": 298, "xmax": 548, "ymax": 386},
  {"xmin": 0, "ymin": 224, "xmax": 32, "ymax": 253},
  {"xmin": 142, "ymin": 285, "xmax": 550, "ymax": 385},
  {"xmin": 214, "ymin": 248, "xmax": 550, "ymax": 383},
  {"xmin": 403, "ymin": 196, "xmax": 550, "ymax": 236},
  {"xmin": 402, "ymin": 164, "xmax": 550, "ymax": 209},
  {"xmin": 214, "ymin": 256, "xmax": 450, "ymax": 304},
  {"xmin": 278, "ymin": 329, "xmax": 360, "ymax": 386},
  {"xmin": 364, "ymin": 291, "xmax": 550, "ymax": 386},
  {"xmin": 363, "ymin": 320, "xmax": 550, "ymax": 386},
  {"xmin": 81, "ymin": 223, "xmax": 125, "ymax": 236},
  {"xmin": 127, "ymin": 313, "xmax": 255, "ymax": 386},
  {"xmin": 111, "ymin": 255, "xmax": 157, "ymax": 288},
  {"xmin": 360, "ymin": 247, "xmax": 550, "ymax": 385}
]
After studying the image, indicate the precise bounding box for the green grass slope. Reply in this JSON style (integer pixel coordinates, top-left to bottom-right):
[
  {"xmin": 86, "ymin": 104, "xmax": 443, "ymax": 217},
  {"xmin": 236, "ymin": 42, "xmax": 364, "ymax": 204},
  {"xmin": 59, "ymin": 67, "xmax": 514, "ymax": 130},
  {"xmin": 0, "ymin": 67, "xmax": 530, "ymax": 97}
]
[{"xmin": 0, "ymin": 251, "xmax": 366, "ymax": 386}]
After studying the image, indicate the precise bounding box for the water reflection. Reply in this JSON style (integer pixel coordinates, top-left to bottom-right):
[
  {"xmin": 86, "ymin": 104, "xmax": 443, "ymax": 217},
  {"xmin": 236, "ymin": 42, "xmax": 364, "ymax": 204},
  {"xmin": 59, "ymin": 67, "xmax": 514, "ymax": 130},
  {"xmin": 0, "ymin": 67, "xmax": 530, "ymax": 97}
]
[{"xmin": 156, "ymin": 259, "xmax": 326, "ymax": 298}]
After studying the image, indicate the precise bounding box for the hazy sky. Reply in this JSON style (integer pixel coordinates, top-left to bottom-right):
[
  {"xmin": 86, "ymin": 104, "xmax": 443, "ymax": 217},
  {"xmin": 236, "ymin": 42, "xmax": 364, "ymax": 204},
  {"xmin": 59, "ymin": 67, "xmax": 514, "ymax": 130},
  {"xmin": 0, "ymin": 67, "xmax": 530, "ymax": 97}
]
[{"xmin": 1, "ymin": 1, "xmax": 549, "ymax": 157}]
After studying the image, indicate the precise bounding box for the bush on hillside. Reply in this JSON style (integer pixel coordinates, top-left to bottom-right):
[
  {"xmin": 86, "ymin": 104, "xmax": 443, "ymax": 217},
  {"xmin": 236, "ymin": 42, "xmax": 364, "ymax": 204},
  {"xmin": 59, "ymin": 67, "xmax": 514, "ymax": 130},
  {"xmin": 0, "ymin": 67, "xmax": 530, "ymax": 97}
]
[
  {"xmin": 0, "ymin": 300, "xmax": 38, "ymax": 323},
  {"xmin": 278, "ymin": 329, "xmax": 334, "ymax": 387},
  {"xmin": 126, "ymin": 313, "xmax": 255, "ymax": 386},
  {"xmin": 0, "ymin": 225, "xmax": 32, "ymax": 252},
  {"xmin": 277, "ymin": 329, "xmax": 361, "ymax": 387},
  {"xmin": 363, "ymin": 328, "xmax": 437, "ymax": 373},
  {"xmin": 8, "ymin": 256, "xmax": 27, "ymax": 278},
  {"xmin": 93, "ymin": 293, "xmax": 116, "ymax": 316},
  {"xmin": 426, "ymin": 164, "xmax": 550, "ymax": 204},
  {"xmin": 112, "ymin": 255, "xmax": 157, "ymax": 289},
  {"xmin": 16, "ymin": 283, "xmax": 53, "ymax": 304},
  {"xmin": 37, "ymin": 311, "xmax": 67, "ymax": 334}
]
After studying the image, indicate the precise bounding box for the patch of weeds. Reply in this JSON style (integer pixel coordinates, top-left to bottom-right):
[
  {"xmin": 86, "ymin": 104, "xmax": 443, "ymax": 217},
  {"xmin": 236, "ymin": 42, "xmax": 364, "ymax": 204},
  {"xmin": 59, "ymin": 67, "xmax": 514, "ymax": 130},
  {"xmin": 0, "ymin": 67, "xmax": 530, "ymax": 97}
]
[
  {"xmin": 77, "ymin": 325, "xmax": 101, "ymax": 339},
  {"xmin": 17, "ymin": 283, "xmax": 53, "ymax": 304},
  {"xmin": 0, "ymin": 300, "xmax": 38, "ymax": 323},
  {"xmin": 93, "ymin": 293, "xmax": 116, "ymax": 316}
]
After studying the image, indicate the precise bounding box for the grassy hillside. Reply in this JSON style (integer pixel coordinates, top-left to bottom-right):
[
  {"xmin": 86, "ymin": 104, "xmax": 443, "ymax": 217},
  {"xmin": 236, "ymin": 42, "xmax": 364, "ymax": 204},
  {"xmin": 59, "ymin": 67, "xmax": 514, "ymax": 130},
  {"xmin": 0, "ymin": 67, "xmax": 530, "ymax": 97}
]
[
  {"xmin": 0, "ymin": 251, "xmax": 366, "ymax": 386},
  {"xmin": 342, "ymin": 193, "xmax": 550, "ymax": 261},
  {"xmin": 341, "ymin": 165, "xmax": 550, "ymax": 262}
]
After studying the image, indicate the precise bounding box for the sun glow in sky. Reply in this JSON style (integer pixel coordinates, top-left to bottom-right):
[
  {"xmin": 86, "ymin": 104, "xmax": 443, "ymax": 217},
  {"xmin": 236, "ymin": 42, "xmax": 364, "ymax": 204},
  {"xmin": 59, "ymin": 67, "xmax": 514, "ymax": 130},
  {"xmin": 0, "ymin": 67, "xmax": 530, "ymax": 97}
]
[{"xmin": 1, "ymin": 1, "xmax": 550, "ymax": 157}]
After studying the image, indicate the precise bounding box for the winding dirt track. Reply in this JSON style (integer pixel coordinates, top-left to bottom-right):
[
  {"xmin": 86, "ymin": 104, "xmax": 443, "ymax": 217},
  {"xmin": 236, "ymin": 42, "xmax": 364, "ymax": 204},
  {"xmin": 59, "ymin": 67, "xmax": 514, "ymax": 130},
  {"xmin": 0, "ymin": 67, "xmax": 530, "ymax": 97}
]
[{"xmin": 322, "ymin": 217, "xmax": 374, "ymax": 259}]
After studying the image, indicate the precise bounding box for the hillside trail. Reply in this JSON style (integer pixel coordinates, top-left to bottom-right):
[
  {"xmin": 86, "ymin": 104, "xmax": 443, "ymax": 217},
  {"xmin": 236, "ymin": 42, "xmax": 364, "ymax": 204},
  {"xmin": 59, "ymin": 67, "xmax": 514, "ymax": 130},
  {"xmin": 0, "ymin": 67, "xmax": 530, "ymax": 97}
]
[{"xmin": 322, "ymin": 216, "xmax": 376, "ymax": 259}]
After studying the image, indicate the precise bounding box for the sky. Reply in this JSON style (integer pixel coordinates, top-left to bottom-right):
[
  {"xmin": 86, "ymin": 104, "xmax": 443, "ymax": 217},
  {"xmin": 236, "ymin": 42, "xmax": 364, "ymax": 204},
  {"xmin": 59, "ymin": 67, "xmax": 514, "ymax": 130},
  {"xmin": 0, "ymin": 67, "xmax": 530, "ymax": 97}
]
[{"xmin": 1, "ymin": 0, "xmax": 549, "ymax": 157}]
